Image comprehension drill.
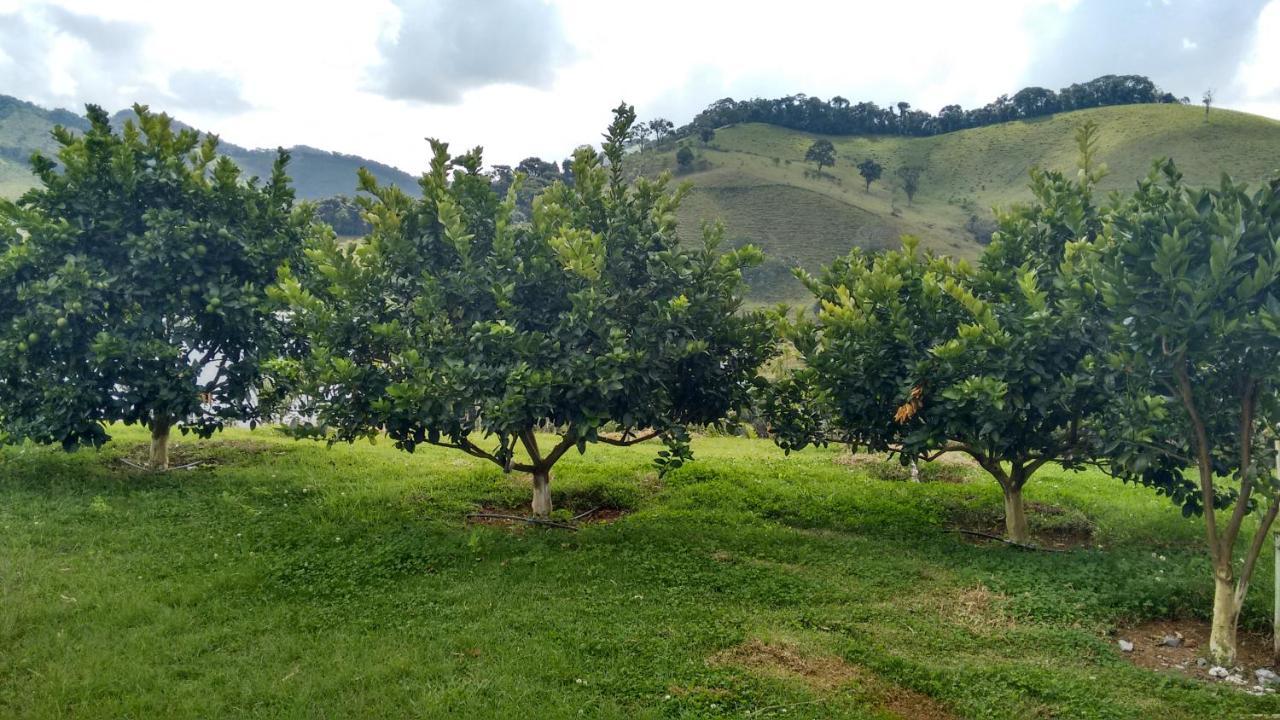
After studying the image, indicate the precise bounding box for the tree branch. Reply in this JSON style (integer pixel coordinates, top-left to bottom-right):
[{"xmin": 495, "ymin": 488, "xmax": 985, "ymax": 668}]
[
  {"xmin": 891, "ymin": 441, "xmax": 973, "ymax": 462},
  {"xmin": 1124, "ymin": 438, "xmax": 1194, "ymax": 466},
  {"xmin": 597, "ymin": 430, "xmax": 660, "ymax": 447},
  {"xmin": 519, "ymin": 429, "xmax": 543, "ymax": 466},
  {"xmin": 964, "ymin": 450, "xmax": 1008, "ymax": 489},
  {"xmin": 544, "ymin": 434, "xmax": 578, "ymax": 467},
  {"xmin": 1174, "ymin": 352, "xmax": 1223, "ymax": 568},
  {"xmin": 425, "ymin": 437, "xmax": 534, "ymax": 473},
  {"xmin": 1024, "ymin": 455, "xmax": 1052, "ymax": 483},
  {"xmin": 1234, "ymin": 498, "xmax": 1280, "ymax": 614},
  {"xmin": 1224, "ymin": 378, "xmax": 1259, "ymax": 552}
]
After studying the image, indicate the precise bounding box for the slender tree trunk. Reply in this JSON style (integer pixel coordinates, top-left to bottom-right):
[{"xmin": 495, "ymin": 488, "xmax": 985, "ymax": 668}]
[
  {"xmin": 150, "ymin": 421, "xmax": 171, "ymax": 471},
  {"xmin": 1210, "ymin": 572, "xmax": 1239, "ymax": 666},
  {"xmin": 531, "ymin": 469, "xmax": 552, "ymax": 518},
  {"xmin": 1002, "ymin": 484, "xmax": 1030, "ymax": 544},
  {"xmin": 910, "ymin": 459, "xmax": 921, "ymax": 483},
  {"xmin": 1274, "ymin": 532, "xmax": 1279, "ymax": 665}
]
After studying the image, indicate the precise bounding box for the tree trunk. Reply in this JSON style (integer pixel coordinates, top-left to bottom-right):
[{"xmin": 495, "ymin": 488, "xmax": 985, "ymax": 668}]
[
  {"xmin": 531, "ymin": 469, "xmax": 552, "ymax": 518},
  {"xmin": 150, "ymin": 421, "xmax": 171, "ymax": 471},
  {"xmin": 1210, "ymin": 573, "xmax": 1239, "ymax": 666},
  {"xmin": 910, "ymin": 460, "xmax": 921, "ymax": 483},
  {"xmin": 1002, "ymin": 484, "xmax": 1030, "ymax": 544}
]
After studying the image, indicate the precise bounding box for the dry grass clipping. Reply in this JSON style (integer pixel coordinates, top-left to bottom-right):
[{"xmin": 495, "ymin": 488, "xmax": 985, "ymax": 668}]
[{"xmin": 710, "ymin": 638, "xmax": 959, "ymax": 719}]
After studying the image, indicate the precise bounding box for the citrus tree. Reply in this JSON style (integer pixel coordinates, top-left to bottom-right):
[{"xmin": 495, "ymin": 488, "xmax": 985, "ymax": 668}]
[
  {"xmin": 1083, "ymin": 161, "xmax": 1280, "ymax": 665},
  {"xmin": 276, "ymin": 104, "xmax": 775, "ymax": 517},
  {"xmin": 0, "ymin": 105, "xmax": 312, "ymax": 468},
  {"xmin": 768, "ymin": 125, "xmax": 1109, "ymax": 542}
]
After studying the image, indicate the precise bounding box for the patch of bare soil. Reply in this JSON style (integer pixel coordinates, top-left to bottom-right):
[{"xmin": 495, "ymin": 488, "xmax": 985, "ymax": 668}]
[
  {"xmin": 710, "ymin": 639, "xmax": 959, "ymax": 719},
  {"xmin": 1115, "ymin": 618, "xmax": 1277, "ymax": 692}
]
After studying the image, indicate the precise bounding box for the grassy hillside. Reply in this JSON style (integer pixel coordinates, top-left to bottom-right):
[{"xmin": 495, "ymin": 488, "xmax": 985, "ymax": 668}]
[
  {"xmin": 0, "ymin": 95, "xmax": 419, "ymax": 201},
  {"xmin": 2, "ymin": 426, "xmax": 1275, "ymax": 717},
  {"xmin": 640, "ymin": 104, "xmax": 1280, "ymax": 301}
]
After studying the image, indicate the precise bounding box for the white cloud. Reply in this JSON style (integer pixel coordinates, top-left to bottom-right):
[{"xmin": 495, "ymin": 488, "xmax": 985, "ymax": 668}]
[
  {"xmin": 1231, "ymin": 0, "xmax": 1280, "ymax": 120},
  {"xmin": 0, "ymin": 0, "xmax": 1276, "ymax": 177},
  {"xmin": 373, "ymin": 0, "xmax": 574, "ymax": 104},
  {"xmin": 1181, "ymin": 37, "xmax": 1198, "ymax": 50}
]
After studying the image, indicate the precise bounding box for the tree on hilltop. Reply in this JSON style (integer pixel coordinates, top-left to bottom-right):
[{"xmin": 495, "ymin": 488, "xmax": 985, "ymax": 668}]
[
  {"xmin": 805, "ymin": 139, "xmax": 836, "ymax": 174},
  {"xmin": 857, "ymin": 158, "xmax": 882, "ymax": 192},
  {"xmin": 676, "ymin": 145, "xmax": 695, "ymax": 172},
  {"xmin": 647, "ymin": 118, "xmax": 674, "ymax": 145},
  {"xmin": 896, "ymin": 166, "xmax": 922, "ymax": 204}
]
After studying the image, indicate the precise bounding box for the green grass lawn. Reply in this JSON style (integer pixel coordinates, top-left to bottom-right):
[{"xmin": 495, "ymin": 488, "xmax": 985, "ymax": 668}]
[{"xmin": 1, "ymin": 426, "xmax": 1271, "ymax": 718}]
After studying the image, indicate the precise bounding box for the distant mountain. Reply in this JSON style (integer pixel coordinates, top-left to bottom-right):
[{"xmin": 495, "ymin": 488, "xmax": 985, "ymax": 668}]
[
  {"xmin": 0, "ymin": 95, "xmax": 418, "ymax": 200},
  {"xmin": 633, "ymin": 103, "xmax": 1280, "ymax": 301}
]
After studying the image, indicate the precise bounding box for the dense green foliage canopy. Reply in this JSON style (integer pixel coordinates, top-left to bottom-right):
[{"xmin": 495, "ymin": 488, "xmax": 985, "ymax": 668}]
[
  {"xmin": 856, "ymin": 158, "xmax": 882, "ymax": 191},
  {"xmin": 805, "ymin": 139, "xmax": 835, "ymax": 173},
  {"xmin": 767, "ymin": 125, "xmax": 1110, "ymax": 542},
  {"xmin": 0, "ymin": 104, "xmax": 311, "ymax": 459},
  {"xmin": 278, "ymin": 104, "xmax": 775, "ymax": 514},
  {"xmin": 676, "ymin": 145, "xmax": 695, "ymax": 171},
  {"xmin": 1081, "ymin": 161, "xmax": 1280, "ymax": 663},
  {"xmin": 313, "ymin": 195, "xmax": 371, "ymax": 237}
]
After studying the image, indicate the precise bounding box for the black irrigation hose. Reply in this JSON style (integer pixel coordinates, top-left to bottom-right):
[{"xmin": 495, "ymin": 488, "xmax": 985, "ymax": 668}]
[{"xmin": 947, "ymin": 528, "xmax": 1068, "ymax": 553}]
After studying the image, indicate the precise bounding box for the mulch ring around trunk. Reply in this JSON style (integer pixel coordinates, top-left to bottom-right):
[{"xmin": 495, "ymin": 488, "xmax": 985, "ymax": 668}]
[
  {"xmin": 1112, "ymin": 618, "xmax": 1278, "ymax": 694},
  {"xmin": 113, "ymin": 438, "xmax": 286, "ymax": 472},
  {"xmin": 464, "ymin": 505, "xmax": 629, "ymax": 531},
  {"xmin": 949, "ymin": 500, "xmax": 1096, "ymax": 551}
]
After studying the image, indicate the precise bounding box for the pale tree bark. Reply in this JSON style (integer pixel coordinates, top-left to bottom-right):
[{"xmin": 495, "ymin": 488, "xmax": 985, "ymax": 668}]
[
  {"xmin": 1274, "ymin": 532, "xmax": 1279, "ymax": 665},
  {"xmin": 972, "ymin": 454, "xmax": 1035, "ymax": 545},
  {"xmin": 1002, "ymin": 484, "xmax": 1030, "ymax": 544},
  {"xmin": 517, "ymin": 429, "xmax": 654, "ymax": 519},
  {"xmin": 149, "ymin": 419, "xmax": 171, "ymax": 471},
  {"xmin": 531, "ymin": 469, "xmax": 552, "ymax": 518},
  {"xmin": 1211, "ymin": 574, "xmax": 1239, "ymax": 665},
  {"xmin": 1173, "ymin": 362, "xmax": 1280, "ymax": 666}
]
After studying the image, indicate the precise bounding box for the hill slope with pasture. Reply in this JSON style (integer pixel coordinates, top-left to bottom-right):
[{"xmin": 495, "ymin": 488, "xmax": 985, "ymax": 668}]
[
  {"xmin": 0, "ymin": 95, "xmax": 418, "ymax": 201},
  {"xmin": 638, "ymin": 104, "xmax": 1280, "ymax": 300}
]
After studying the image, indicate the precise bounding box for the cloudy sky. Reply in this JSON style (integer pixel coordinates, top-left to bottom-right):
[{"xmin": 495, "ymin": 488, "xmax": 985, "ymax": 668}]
[{"xmin": 1, "ymin": 0, "xmax": 1277, "ymax": 172}]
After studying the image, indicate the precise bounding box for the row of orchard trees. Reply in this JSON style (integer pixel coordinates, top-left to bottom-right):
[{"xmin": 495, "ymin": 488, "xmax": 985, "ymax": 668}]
[
  {"xmin": 0, "ymin": 102, "xmax": 775, "ymax": 505},
  {"xmin": 1, "ymin": 105, "xmax": 1279, "ymax": 667},
  {"xmin": 763, "ymin": 122, "xmax": 1280, "ymax": 667}
]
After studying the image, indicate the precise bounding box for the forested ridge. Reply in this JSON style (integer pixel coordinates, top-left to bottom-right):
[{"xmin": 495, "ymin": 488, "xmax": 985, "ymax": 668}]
[{"xmin": 678, "ymin": 74, "xmax": 1181, "ymax": 138}]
